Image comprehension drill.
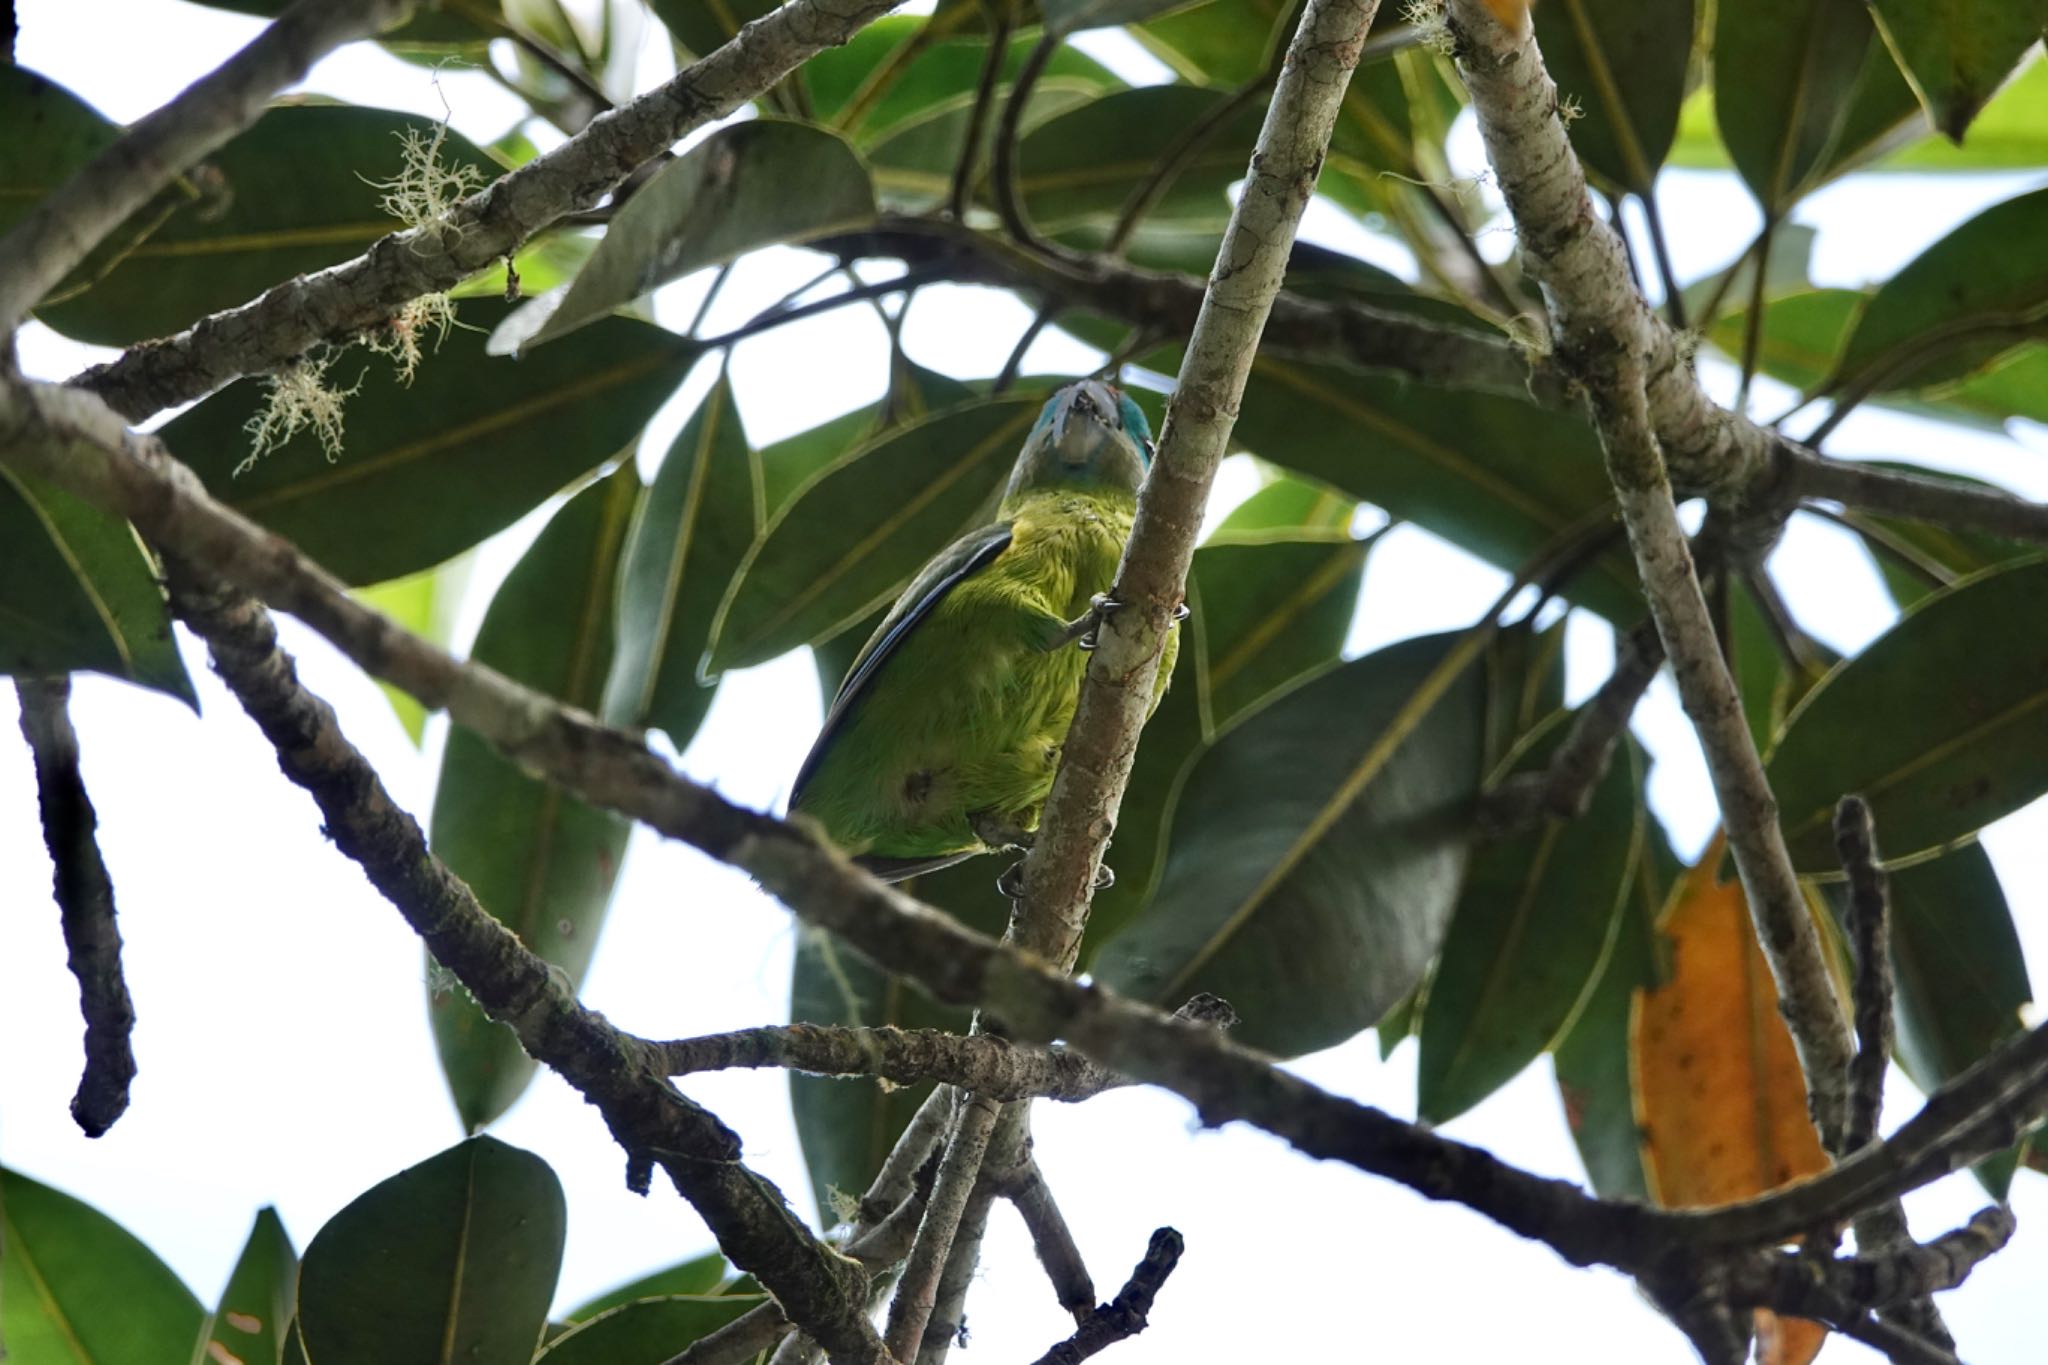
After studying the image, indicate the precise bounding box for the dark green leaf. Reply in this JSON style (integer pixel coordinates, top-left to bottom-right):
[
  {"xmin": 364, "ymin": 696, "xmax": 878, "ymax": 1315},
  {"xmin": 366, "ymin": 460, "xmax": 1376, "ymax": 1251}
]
[
  {"xmin": 192, "ymin": 1208, "xmax": 297, "ymax": 1365},
  {"xmin": 760, "ymin": 365, "xmax": 979, "ymax": 520},
  {"xmin": 1714, "ymin": 0, "xmax": 1891, "ymax": 211},
  {"xmin": 1842, "ymin": 465, "xmax": 2040, "ymax": 608},
  {"xmin": 563, "ymin": 1252, "xmax": 730, "ymax": 1323},
  {"xmin": 1482, "ymin": 619, "xmax": 1569, "ymax": 771},
  {"xmin": 1768, "ymin": 554, "xmax": 2048, "ymax": 872},
  {"xmin": 1017, "ymin": 86, "xmax": 1260, "ymax": 231},
  {"xmin": 602, "ymin": 378, "xmax": 754, "ymax": 745},
  {"xmin": 0, "ymin": 67, "xmax": 188, "ymax": 306},
  {"xmin": 39, "ymin": 105, "xmax": 501, "ymax": 346},
  {"xmin": 1831, "ymin": 187, "xmax": 2048, "ymax": 394},
  {"xmin": 0, "ymin": 467, "xmax": 196, "ymax": 706},
  {"xmin": 706, "ymin": 396, "xmax": 1041, "ymax": 672},
  {"xmin": 163, "ymin": 302, "xmax": 695, "ymax": 586},
  {"xmin": 1044, "ymin": 0, "xmax": 1205, "ymax": 36},
  {"xmin": 1552, "ymin": 799, "xmax": 1680, "ymax": 1201},
  {"xmin": 1704, "ymin": 287, "xmax": 1861, "ymax": 392},
  {"xmin": 498, "ymin": 122, "xmax": 877, "ymax": 353},
  {"xmin": 0, "ymin": 1166, "xmax": 204, "ymax": 1364},
  {"xmin": 1233, "ymin": 357, "xmax": 1639, "ymax": 623},
  {"xmin": 429, "ymin": 467, "xmax": 638, "ymax": 1130},
  {"xmin": 1213, "ymin": 470, "xmax": 1356, "ymax": 534},
  {"xmin": 790, "ymin": 859, "xmax": 1001, "ymax": 1219},
  {"xmin": 1094, "ymin": 632, "xmax": 1487, "ymax": 1056},
  {"xmin": 1417, "ymin": 717, "xmax": 1642, "ymax": 1123},
  {"xmin": 1534, "ymin": 0, "xmax": 1697, "ymax": 193},
  {"xmin": 805, "ymin": 19, "xmax": 1122, "ymax": 142},
  {"xmin": 299, "ymin": 1137, "xmax": 566, "ymax": 1365},
  {"xmin": 1081, "ymin": 523, "xmax": 1377, "ymax": 960},
  {"xmin": 650, "ymin": 0, "xmax": 779, "ymax": 60},
  {"xmin": 1881, "ymin": 55, "xmax": 2048, "ymax": 168},
  {"xmin": 1868, "ymin": 0, "xmax": 2048, "ymax": 140},
  {"xmin": 536, "ymin": 1294, "xmax": 770, "ymax": 1364}
]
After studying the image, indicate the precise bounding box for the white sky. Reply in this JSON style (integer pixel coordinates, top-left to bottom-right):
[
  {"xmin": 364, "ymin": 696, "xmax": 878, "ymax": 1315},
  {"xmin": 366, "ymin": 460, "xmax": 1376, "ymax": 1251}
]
[{"xmin": 6, "ymin": 3, "xmax": 2048, "ymax": 1361}]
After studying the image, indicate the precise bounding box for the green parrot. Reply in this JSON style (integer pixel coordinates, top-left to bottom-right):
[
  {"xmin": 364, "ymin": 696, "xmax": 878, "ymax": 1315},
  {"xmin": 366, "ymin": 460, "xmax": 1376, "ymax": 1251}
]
[{"xmin": 790, "ymin": 379, "xmax": 1180, "ymax": 886}]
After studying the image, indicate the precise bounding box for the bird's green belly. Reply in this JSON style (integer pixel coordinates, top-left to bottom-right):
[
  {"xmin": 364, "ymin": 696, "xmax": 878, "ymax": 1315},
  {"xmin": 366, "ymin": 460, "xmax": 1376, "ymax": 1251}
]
[{"xmin": 794, "ymin": 497, "xmax": 1158, "ymax": 862}]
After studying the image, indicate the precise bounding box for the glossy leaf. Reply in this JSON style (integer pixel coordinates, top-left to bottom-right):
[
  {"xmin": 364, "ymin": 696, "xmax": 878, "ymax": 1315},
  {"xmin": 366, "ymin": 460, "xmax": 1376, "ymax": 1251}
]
[
  {"xmin": 1768, "ymin": 555, "xmax": 2048, "ymax": 872},
  {"xmin": 39, "ymin": 106, "xmax": 500, "ymax": 346},
  {"xmin": 1834, "ymin": 846, "xmax": 2033, "ymax": 1194},
  {"xmin": 536, "ymin": 1294, "xmax": 769, "ymax": 1364},
  {"xmin": 563, "ymin": 1252, "xmax": 730, "ymax": 1322},
  {"xmin": 1714, "ymin": 0, "xmax": 1896, "ymax": 211},
  {"xmin": 706, "ymin": 396, "xmax": 1040, "ymax": 672},
  {"xmin": 498, "ymin": 122, "xmax": 877, "ymax": 353},
  {"xmin": 1080, "ymin": 523, "xmax": 1377, "ymax": 960},
  {"xmin": 1881, "ymin": 55, "xmax": 2048, "ymax": 168},
  {"xmin": 1831, "ymin": 186, "xmax": 2048, "ymax": 394},
  {"xmin": 1417, "ymin": 718, "xmax": 1642, "ymax": 1123},
  {"xmin": 790, "ymin": 857, "xmax": 998, "ymax": 1219},
  {"xmin": 0, "ymin": 1166, "xmax": 204, "ymax": 1364},
  {"xmin": 1868, "ymin": 0, "xmax": 2047, "ymax": 140},
  {"xmin": 1017, "ymin": 85, "xmax": 1259, "ymax": 231},
  {"xmin": 1481, "ymin": 619, "xmax": 1569, "ymax": 772},
  {"xmin": 602, "ymin": 379, "xmax": 754, "ymax": 745},
  {"xmin": 650, "ymin": 0, "xmax": 778, "ymax": 59},
  {"xmin": 1553, "ymin": 802, "xmax": 1680, "ymax": 1202},
  {"xmin": 429, "ymin": 467, "xmax": 638, "ymax": 1131},
  {"xmin": 1633, "ymin": 850, "xmax": 1830, "ymax": 1363},
  {"xmin": 1233, "ymin": 358, "xmax": 1639, "ymax": 623},
  {"xmin": 1044, "ymin": 0, "xmax": 1203, "ymax": 36},
  {"xmin": 1704, "ymin": 287, "xmax": 1861, "ymax": 392},
  {"xmin": 805, "ymin": 18, "xmax": 1122, "ymax": 142},
  {"xmin": 759, "ymin": 364, "xmax": 978, "ymax": 519},
  {"xmin": 191, "ymin": 1208, "xmax": 297, "ymax": 1365},
  {"xmin": 299, "ymin": 1137, "xmax": 566, "ymax": 1365},
  {"xmin": 1094, "ymin": 632, "xmax": 1486, "ymax": 1056},
  {"xmin": 162, "ymin": 302, "xmax": 695, "ymax": 586},
  {"xmin": 1534, "ymin": 0, "xmax": 1696, "ymax": 193},
  {"xmin": 0, "ymin": 467, "xmax": 195, "ymax": 704},
  {"xmin": 0, "ymin": 67, "xmax": 187, "ymax": 305}
]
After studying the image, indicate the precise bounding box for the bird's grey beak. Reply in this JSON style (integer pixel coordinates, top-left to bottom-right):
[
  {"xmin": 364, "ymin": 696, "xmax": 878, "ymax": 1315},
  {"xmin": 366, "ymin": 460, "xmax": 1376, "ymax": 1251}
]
[{"xmin": 1050, "ymin": 382, "xmax": 1118, "ymax": 468}]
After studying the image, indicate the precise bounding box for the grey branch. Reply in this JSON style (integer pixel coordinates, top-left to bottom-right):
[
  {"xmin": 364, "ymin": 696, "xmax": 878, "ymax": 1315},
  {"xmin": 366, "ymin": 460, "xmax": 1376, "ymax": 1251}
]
[
  {"xmin": 8, "ymin": 373, "xmax": 2043, "ymax": 1347},
  {"xmin": 14, "ymin": 677, "xmax": 136, "ymax": 1137},
  {"xmin": 165, "ymin": 576, "xmax": 886, "ymax": 1365},
  {"xmin": 656, "ymin": 1024, "xmax": 1121, "ymax": 1103},
  {"xmin": 1028, "ymin": 1227, "xmax": 1184, "ymax": 1365},
  {"xmin": 1444, "ymin": 0, "xmax": 1857, "ymax": 1146},
  {"xmin": 72, "ymin": 0, "xmax": 908, "ymax": 421},
  {"xmin": 0, "ymin": 0, "xmax": 415, "ymax": 335},
  {"xmin": 1002, "ymin": 1156, "xmax": 1097, "ymax": 1321}
]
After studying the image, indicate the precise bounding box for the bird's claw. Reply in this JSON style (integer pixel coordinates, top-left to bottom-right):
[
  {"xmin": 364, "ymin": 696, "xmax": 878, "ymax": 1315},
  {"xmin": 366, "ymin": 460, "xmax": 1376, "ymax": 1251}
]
[
  {"xmin": 1075, "ymin": 593, "xmax": 1123, "ymax": 652},
  {"xmin": 996, "ymin": 859, "xmax": 1116, "ymax": 901},
  {"xmin": 1171, "ymin": 600, "xmax": 1190, "ymax": 622}
]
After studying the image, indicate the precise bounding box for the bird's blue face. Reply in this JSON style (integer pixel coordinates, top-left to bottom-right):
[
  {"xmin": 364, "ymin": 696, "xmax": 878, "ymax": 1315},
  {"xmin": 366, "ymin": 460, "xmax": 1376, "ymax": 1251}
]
[{"xmin": 1009, "ymin": 380, "xmax": 1153, "ymax": 498}]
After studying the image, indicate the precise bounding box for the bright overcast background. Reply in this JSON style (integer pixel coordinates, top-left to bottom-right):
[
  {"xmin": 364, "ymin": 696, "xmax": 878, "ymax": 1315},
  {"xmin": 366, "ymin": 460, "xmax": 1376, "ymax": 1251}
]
[{"xmin": 5, "ymin": 2, "xmax": 2048, "ymax": 1361}]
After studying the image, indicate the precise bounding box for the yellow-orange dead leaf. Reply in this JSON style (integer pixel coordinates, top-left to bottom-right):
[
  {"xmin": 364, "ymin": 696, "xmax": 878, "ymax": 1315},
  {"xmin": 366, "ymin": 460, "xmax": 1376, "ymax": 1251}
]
[{"xmin": 1632, "ymin": 839, "xmax": 1830, "ymax": 1365}]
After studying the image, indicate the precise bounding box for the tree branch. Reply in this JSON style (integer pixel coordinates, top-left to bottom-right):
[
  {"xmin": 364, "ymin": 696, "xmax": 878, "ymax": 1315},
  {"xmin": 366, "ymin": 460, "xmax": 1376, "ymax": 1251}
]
[
  {"xmin": 0, "ymin": 0, "xmax": 416, "ymax": 335},
  {"xmin": 1002, "ymin": 1156, "xmax": 1097, "ymax": 1321},
  {"xmin": 656, "ymin": 1023, "xmax": 1121, "ymax": 1101},
  {"xmin": 163, "ymin": 576, "xmax": 886, "ymax": 1365},
  {"xmin": 8, "ymin": 371, "xmax": 2043, "ymax": 1338},
  {"xmin": 14, "ymin": 676, "xmax": 136, "ymax": 1137},
  {"xmin": 71, "ymin": 0, "xmax": 908, "ymax": 421},
  {"xmin": 1027, "ymin": 1227, "xmax": 1184, "ymax": 1365}
]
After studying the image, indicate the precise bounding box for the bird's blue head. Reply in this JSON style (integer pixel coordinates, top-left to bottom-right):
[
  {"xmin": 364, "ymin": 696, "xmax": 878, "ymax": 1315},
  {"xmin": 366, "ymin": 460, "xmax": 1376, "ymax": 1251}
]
[{"xmin": 1005, "ymin": 380, "xmax": 1154, "ymax": 499}]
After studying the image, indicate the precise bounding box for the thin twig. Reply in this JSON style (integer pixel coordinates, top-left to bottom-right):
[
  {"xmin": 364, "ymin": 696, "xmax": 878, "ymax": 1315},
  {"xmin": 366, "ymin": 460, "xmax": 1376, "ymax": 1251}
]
[
  {"xmin": 1480, "ymin": 615, "xmax": 1662, "ymax": 834},
  {"xmin": 947, "ymin": 2, "xmax": 1014, "ymax": 220},
  {"xmin": 0, "ymin": 0, "xmax": 416, "ymax": 333},
  {"xmin": 1733, "ymin": 214, "xmax": 1777, "ymax": 415},
  {"xmin": 885, "ymin": 1093, "xmax": 1003, "ymax": 1357},
  {"xmin": 994, "ymin": 301, "xmax": 1058, "ymax": 394},
  {"xmin": 72, "ymin": 0, "xmax": 909, "ymax": 420},
  {"xmin": 655, "ymin": 1023, "xmax": 1121, "ymax": 1101},
  {"xmin": 990, "ymin": 31, "xmax": 1060, "ymax": 251},
  {"xmin": 1638, "ymin": 191, "xmax": 1687, "ymax": 330},
  {"xmin": 1003, "ymin": 1156, "xmax": 1097, "ymax": 1320},
  {"xmin": 15, "ymin": 677, "xmax": 136, "ymax": 1138},
  {"xmin": 1778, "ymin": 446, "xmax": 2048, "ymax": 545},
  {"xmin": 1028, "ymin": 1228, "xmax": 1184, "ymax": 1365},
  {"xmin": 1836, "ymin": 797, "xmax": 1894, "ymax": 1157}
]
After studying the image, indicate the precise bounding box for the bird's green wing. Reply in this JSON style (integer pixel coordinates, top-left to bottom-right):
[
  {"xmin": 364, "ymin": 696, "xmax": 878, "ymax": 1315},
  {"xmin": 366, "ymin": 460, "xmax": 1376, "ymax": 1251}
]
[{"xmin": 791, "ymin": 521, "xmax": 1014, "ymax": 805}]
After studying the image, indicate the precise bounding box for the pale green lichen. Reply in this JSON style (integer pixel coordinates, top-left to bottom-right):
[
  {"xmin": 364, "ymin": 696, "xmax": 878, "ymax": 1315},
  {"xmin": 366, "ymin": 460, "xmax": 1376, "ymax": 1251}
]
[{"xmin": 238, "ymin": 351, "xmax": 361, "ymax": 474}]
